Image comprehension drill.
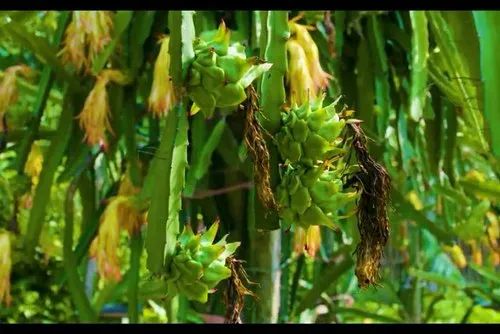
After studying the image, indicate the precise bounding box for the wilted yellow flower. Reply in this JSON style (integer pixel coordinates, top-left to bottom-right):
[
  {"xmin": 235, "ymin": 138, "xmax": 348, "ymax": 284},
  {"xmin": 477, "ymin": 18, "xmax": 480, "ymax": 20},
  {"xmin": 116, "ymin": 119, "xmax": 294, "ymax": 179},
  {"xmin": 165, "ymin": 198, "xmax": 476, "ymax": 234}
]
[
  {"xmin": 443, "ymin": 244, "xmax": 467, "ymax": 269},
  {"xmin": 60, "ymin": 11, "xmax": 113, "ymax": 73},
  {"xmin": 93, "ymin": 195, "xmax": 145, "ymax": 281},
  {"xmin": 77, "ymin": 74, "xmax": 111, "ymax": 146},
  {"xmin": 0, "ymin": 231, "xmax": 12, "ymax": 307},
  {"xmin": 77, "ymin": 69, "xmax": 130, "ymax": 146},
  {"xmin": 102, "ymin": 69, "xmax": 132, "ymax": 86},
  {"xmin": 289, "ymin": 21, "xmax": 332, "ymax": 94},
  {"xmin": 148, "ymin": 36, "xmax": 176, "ymax": 117},
  {"xmin": 286, "ymin": 39, "xmax": 316, "ymax": 106},
  {"xmin": 117, "ymin": 171, "xmax": 141, "ymax": 197},
  {"xmin": 89, "ymin": 236, "xmax": 98, "ymax": 259},
  {"xmin": 117, "ymin": 196, "xmax": 145, "ymax": 236},
  {"xmin": 490, "ymin": 252, "xmax": 499, "ymax": 267},
  {"xmin": 293, "ymin": 226, "xmax": 321, "ymax": 258},
  {"xmin": 24, "ymin": 142, "xmax": 44, "ymax": 186},
  {"xmin": 0, "ymin": 65, "xmax": 33, "ymax": 132},
  {"xmin": 94, "ymin": 196, "xmax": 126, "ymax": 282}
]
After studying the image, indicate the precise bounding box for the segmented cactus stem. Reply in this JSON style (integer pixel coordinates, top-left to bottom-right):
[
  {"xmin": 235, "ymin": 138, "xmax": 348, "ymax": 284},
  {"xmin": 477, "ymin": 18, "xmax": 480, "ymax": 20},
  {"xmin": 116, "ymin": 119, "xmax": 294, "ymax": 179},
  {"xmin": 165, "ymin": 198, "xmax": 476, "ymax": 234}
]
[{"xmin": 259, "ymin": 11, "xmax": 289, "ymax": 135}]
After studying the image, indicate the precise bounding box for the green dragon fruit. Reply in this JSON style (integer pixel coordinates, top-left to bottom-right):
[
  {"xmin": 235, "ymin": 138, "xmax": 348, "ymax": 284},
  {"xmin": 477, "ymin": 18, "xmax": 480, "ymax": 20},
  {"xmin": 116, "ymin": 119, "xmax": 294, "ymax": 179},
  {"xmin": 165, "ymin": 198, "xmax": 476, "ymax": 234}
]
[
  {"xmin": 277, "ymin": 165, "xmax": 358, "ymax": 230},
  {"xmin": 165, "ymin": 222, "xmax": 239, "ymax": 303},
  {"xmin": 187, "ymin": 22, "xmax": 271, "ymax": 118},
  {"xmin": 276, "ymin": 96, "xmax": 346, "ymax": 167}
]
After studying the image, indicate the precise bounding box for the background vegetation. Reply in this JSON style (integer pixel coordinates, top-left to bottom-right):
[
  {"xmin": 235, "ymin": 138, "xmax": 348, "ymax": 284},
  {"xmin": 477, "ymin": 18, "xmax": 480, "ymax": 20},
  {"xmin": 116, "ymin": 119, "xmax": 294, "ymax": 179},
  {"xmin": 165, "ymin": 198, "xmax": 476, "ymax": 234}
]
[{"xmin": 0, "ymin": 10, "xmax": 499, "ymax": 324}]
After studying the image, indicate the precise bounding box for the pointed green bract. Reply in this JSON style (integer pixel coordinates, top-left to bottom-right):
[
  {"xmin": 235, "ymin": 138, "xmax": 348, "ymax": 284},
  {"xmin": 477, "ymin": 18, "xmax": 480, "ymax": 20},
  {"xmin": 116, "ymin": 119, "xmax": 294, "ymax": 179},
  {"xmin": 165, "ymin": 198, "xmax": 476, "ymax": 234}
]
[{"xmin": 276, "ymin": 96, "xmax": 345, "ymax": 167}]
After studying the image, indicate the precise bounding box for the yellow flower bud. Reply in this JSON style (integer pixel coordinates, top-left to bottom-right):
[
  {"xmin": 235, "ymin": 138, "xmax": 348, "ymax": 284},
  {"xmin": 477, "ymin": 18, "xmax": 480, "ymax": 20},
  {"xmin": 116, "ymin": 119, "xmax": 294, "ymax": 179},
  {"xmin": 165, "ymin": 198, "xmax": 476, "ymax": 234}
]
[
  {"xmin": 24, "ymin": 142, "xmax": 44, "ymax": 186},
  {"xmin": 443, "ymin": 244, "xmax": 467, "ymax": 269},
  {"xmin": 286, "ymin": 39, "xmax": 315, "ymax": 106},
  {"xmin": 0, "ymin": 231, "xmax": 12, "ymax": 306},
  {"xmin": 289, "ymin": 22, "xmax": 332, "ymax": 93},
  {"xmin": 406, "ymin": 190, "xmax": 423, "ymax": 211}
]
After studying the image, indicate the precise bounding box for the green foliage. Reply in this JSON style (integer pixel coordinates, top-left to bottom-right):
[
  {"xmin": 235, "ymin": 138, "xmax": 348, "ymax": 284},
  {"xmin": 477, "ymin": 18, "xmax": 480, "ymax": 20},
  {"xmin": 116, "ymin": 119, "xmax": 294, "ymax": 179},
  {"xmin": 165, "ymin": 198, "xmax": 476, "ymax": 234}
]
[{"xmin": 0, "ymin": 10, "xmax": 499, "ymax": 324}]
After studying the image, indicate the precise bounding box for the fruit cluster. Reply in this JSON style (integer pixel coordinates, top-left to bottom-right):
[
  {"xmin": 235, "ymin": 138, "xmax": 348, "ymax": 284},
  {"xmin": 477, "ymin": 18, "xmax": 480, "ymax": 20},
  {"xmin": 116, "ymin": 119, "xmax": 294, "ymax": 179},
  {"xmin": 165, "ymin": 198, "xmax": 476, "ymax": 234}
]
[
  {"xmin": 276, "ymin": 98, "xmax": 346, "ymax": 167},
  {"xmin": 187, "ymin": 22, "xmax": 270, "ymax": 118},
  {"xmin": 276, "ymin": 97, "xmax": 358, "ymax": 229},
  {"xmin": 165, "ymin": 222, "xmax": 239, "ymax": 303}
]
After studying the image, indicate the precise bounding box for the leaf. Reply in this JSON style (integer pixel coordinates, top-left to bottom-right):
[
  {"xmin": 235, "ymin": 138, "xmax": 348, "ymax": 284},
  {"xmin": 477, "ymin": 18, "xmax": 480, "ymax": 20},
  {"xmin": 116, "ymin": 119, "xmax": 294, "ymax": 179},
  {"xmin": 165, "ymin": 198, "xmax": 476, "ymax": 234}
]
[
  {"xmin": 459, "ymin": 178, "xmax": 500, "ymax": 201},
  {"xmin": 392, "ymin": 189, "xmax": 454, "ymax": 243},
  {"xmin": 24, "ymin": 91, "xmax": 74, "ymax": 258},
  {"xmin": 238, "ymin": 62, "xmax": 272, "ymax": 88},
  {"xmin": 473, "ymin": 11, "xmax": 500, "ymax": 158},
  {"xmin": 165, "ymin": 106, "xmax": 189, "ymax": 268},
  {"xmin": 128, "ymin": 11, "xmax": 155, "ymax": 75},
  {"xmin": 0, "ymin": 19, "xmax": 76, "ymax": 87},
  {"xmin": 409, "ymin": 11, "xmax": 429, "ymax": 121},
  {"xmin": 120, "ymin": 86, "xmax": 141, "ymax": 186},
  {"xmin": 259, "ymin": 10, "xmax": 288, "ymax": 134},
  {"xmin": 408, "ymin": 267, "xmax": 465, "ymax": 289},
  {"xmin": 295, "ymin": 247, "xmax": 353, "ymax": 314},
  {"xmin": 427, "ymin": 11, "xmax": 488, "ymax": 153},
  {"xmin": 367, "ymin": 15, "xmax": 391, "ymax": 136},
  {"xmin": 139, "ymin": 278, "xmax": 168, "ymax": 300},
  {"xmin": 184, "ymin": 118, "xmax": 226, "ymax": 197},
  {"xmin": 128, "ymin": 233, "xmax": 143, "ymax": 323},
  {"xmin": 355, "ymin": 35, "xmax": 375, "ymax": 131},
  {"xmin": 468, "ymin": 263, "xmax": 500, "ymax": 285},
  {"xmin": 145, "ymin": 106, "xmax": 178, "ymax": 274},
  {"xmin": 334, "ymin": 307, "xmax": 402, "ymax": 323},
  {"xmin": 168, "ymin": 11, "xmax": 182, "ymax": 88},
  {"xmin": 433, "ymin": 183, "xmax": 471, "ymax": 207},
  {"xmin": 181, "ymin": 10, "xmax": 196, "ymax": 81}
]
